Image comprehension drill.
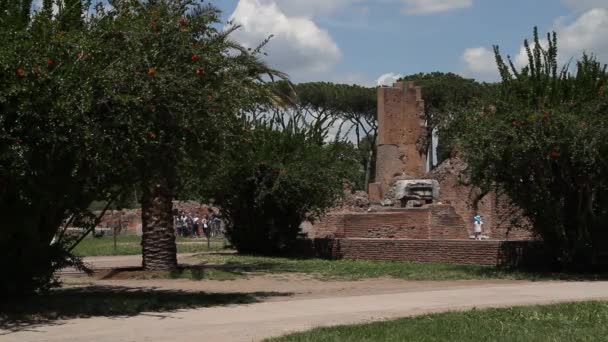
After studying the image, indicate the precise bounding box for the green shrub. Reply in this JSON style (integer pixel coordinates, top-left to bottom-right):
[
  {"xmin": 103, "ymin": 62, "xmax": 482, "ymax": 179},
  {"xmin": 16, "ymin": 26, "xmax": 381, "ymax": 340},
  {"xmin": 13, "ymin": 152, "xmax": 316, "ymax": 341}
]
[
  {"xmin": 456, "ymin": 28, "xmax": 608, "ymax": 269},
  {"xmin": 206, "ymin": 115, "xmax": 359, "ymax": 255}
]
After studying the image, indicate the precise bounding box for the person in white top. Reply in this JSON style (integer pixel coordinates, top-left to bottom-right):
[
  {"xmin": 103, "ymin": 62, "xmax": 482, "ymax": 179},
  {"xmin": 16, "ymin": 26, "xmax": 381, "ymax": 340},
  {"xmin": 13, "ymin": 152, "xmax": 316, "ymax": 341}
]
[{"xmin": 473, "ymin": 215, "xmax": 483, "ymax": 240}]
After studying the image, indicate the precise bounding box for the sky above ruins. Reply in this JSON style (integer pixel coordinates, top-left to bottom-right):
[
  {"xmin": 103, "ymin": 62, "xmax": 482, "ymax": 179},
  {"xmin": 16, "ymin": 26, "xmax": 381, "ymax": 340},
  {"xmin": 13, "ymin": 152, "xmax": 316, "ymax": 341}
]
[
  {"xmin": 211, "ymin": 0, "xmax": 608, "ymax": 85},
  {"xmin": 35, "ymin": 0, "xmax": 608, "ymax": 85}
]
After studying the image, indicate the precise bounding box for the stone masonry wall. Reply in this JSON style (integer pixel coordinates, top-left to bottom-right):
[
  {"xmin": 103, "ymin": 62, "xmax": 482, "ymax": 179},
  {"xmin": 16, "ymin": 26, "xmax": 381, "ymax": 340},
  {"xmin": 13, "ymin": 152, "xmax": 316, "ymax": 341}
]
[
  {"xmin": 310, "ymin": 213, "xmax": 347, "ymax": 239},
  {"xmin": 335, "ymin": 239, "xmax": 544, "ymax": 266},
  {"xmin": 312, "ymin": 205, "xmax": 469, "ymax": 241},
  {"xmin": 429, "ymin": 157, "xmax": 533, "ymax": 240},
  {"xmin": 343, "ymin": 210, "xmax": 430, "ymax": 239},
  {"xmin": 370, "ymin": 82, "xmax": 427, "ymax": 201},
  {"xmin": 429, "ymin": 205, "xmax": 469, "ymax": 239},
  {"xmin": 300, "ymin": 238, "xmax": 548, "ymax": 267}
]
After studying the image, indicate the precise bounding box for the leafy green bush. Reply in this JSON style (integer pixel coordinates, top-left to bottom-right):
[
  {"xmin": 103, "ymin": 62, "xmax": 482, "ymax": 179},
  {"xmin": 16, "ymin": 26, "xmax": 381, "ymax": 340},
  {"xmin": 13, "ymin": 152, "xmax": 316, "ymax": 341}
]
[
  {"xmin": 456, "ymin": 29, "xmax": 608, "ymax": 269},
  {"xmin": 0, "ymin": 5, "xmax": 122, "ymax": 296},
  {"xmin": 0, "ymin": 0, "xmax": 285, "ymax": 294},
  {"xmin": 206, "ymin": 115, "xmax": 359, "ymax": 255}
]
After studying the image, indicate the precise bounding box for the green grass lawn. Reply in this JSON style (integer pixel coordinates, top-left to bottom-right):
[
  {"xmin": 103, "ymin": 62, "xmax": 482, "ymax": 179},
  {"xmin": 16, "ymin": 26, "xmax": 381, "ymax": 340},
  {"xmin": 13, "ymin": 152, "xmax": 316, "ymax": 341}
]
[
  {"xmin": 198, "ymin": 254, "xmax": 607, "ymax": 281},
  {"xmin": 73, "ymin": 235, "xmax": 227, "ymax": 256},
  {"xmin": 269, "ymin": 301, "xmax": 608, "ymax": 342}
]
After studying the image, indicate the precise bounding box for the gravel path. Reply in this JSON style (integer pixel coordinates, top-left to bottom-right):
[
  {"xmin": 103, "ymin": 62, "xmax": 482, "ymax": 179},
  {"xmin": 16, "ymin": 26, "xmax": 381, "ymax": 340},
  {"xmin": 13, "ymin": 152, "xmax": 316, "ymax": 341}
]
[{"xmin": 3, "ymin": 281, "xmax": 608, "ymax": 342}]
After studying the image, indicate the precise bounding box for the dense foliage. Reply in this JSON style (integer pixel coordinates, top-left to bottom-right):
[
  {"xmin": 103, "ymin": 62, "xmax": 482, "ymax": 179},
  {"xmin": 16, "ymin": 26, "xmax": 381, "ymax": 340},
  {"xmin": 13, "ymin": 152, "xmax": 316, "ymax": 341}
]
[
  {"xmin": 0, "ymin": 0, "xmax": 121, "ymax": 296},
  {"xmin": 0, "ymin": 0, "xmax": 284, "ymax": 294},
  {"xmin": 88, "ymin": 0, "xmax": 285, "ymax": 271},
  {"xmin": 204, "ymin": 113, "xmax": 360, "ymax": 255},
  {"xmin": 400, "ymin": 72, "xmax": 487, "ymax": 164},
  {"xmin": 287, "ymin": 82, "xmax": 377, "ymax": 189},
  {"xmin": 456, "ymin": 28, "xmax": 608, "ymax": 268}
]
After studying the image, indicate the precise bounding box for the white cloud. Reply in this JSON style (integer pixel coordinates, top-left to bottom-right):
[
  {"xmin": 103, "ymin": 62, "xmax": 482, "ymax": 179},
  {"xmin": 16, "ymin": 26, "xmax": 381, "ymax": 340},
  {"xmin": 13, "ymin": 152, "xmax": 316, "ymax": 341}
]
[
  {"xmin": 240, "ymin": 0, "xmax": 473, "ymax": 18},
  {"xmin": 270, "ymin": 0, "xmax": 364, "ymax": 17},
  {"xmin": 376, "ymin": 72, "xmax": 403, "ymax": 86},
  {"xmin": 229, "ymin": 0, "xmax": 341, "ymax": 80},
  {"xmin": 461, "ymin": 8, "xmax": 608, "ymax": 81},
  {"xmin": 557, "ymin": 8, "xmax": 608, "ymax": 62},
  {"xmin": 399, "ymin": 0, "xmax": 473, "ymax": 15},
  {"xmin": 461, "ymin": 47, "xmax": 498, "ymax": 80},
  {"xmin": 562, "ymin": 0, "xmax": 608, "ymax": 11}
]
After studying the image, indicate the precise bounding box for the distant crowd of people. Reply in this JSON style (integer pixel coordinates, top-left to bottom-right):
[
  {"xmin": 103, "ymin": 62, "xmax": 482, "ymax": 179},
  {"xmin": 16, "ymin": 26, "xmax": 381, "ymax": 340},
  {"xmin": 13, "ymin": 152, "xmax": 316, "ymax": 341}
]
[{"xmin": 174, "ymin": 208, "xmax": 222, "ymax": 238}]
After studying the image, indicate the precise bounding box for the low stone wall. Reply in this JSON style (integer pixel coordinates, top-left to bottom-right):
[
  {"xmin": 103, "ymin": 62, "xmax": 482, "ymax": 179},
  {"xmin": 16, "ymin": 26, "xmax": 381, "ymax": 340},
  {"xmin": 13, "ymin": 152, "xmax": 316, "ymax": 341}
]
[
  {"xmin": 313, "ymin": 205, "xmax": 472, "ymax": 240},
  {"xmin": 299, "ymin": 238, "xmax": 547, "ymax": 267}
]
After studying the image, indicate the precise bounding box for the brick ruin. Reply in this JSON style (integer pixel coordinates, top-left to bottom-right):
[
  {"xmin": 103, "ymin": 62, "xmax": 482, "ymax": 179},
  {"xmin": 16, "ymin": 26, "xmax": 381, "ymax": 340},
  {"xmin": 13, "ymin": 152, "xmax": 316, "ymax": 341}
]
[
  {"xmin": 306, "ymin": 82, "xmax": 537, "ymax": 266},
  {"xmin": 369, "ymin": 82, "xmax": 427, "ymax": 200}
]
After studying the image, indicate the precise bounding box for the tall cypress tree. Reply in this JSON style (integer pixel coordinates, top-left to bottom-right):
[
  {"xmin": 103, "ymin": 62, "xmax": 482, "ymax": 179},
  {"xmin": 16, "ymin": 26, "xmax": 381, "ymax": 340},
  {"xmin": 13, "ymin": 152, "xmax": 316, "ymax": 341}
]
[
  {"xmin": 0, "ymin": 0, "xmax": 33, "ymax": 29},
  {"xmin": 58, "ymin": 0, "xmax": 83, "ymax": 30},
  {"xmin": 42, "ymin": 0, "xmax": 54, "ymax": 18}
]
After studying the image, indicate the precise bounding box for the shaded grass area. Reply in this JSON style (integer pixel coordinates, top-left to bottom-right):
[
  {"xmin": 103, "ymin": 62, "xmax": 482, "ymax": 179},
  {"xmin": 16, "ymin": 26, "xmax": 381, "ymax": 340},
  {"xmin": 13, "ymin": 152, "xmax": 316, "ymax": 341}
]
[
  {"xmin": 269, "ymin": 301, "xmax": 608, "ymax": 342},
  {"xmin": 73, "ymin": 236, "xmax": 226, "ymax": 256},
  {"xmin": 86, "ymin": 253, "xmax": 608, "ymax": 283},
  {"xmin": 197, "ymin": 254, "xmax": 608, "ymax": 281},
  {"xmin": 0, "ymin": 285, "xmax": 288, "ymax": 332}
]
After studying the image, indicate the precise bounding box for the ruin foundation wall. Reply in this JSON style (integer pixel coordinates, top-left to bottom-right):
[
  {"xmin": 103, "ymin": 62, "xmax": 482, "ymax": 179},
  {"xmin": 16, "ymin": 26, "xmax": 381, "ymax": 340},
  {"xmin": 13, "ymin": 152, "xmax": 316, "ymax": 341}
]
[{"xmin": 298, "ymin": 238, "xmax": 548, "ymax": 267}]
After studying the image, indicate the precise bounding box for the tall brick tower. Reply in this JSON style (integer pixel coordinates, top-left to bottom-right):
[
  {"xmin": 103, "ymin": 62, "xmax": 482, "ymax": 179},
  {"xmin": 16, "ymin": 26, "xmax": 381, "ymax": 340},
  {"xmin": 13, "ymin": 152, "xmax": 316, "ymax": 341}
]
[{"xmin": 368, "ymin": 81, "xmax": 427, "ymax": 202}]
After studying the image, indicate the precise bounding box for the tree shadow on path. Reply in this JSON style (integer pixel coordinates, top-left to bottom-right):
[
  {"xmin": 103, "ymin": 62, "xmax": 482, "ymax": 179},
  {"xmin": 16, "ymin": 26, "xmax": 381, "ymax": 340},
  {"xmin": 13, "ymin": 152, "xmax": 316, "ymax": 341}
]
[{"xmin": 0, "ymin": 285, "xmax": 290, "ymax": 333}]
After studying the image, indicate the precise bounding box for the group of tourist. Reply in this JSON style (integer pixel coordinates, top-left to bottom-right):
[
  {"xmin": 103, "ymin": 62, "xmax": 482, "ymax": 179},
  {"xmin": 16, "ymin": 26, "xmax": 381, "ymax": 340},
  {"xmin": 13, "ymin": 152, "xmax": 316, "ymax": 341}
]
[{"xmin": 174, "ymin": 209, "xmax": 222, "ymax": 238}]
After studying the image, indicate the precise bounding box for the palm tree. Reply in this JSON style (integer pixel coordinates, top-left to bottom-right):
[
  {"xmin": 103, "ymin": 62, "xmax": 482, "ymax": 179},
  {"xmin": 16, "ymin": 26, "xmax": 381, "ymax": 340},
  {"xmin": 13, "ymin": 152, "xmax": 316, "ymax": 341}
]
[{"xmin": 118, "ymin": 1, "xmax": 290, "ymax": 271}]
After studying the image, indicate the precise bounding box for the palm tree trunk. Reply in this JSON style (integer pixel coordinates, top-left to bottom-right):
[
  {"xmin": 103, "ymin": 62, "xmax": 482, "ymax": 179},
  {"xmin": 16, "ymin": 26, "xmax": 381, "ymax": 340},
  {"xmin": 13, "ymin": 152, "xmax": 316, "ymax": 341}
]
[{"xmin": 141, "ymin": 176, "xmax": 177, "ymax": 270}]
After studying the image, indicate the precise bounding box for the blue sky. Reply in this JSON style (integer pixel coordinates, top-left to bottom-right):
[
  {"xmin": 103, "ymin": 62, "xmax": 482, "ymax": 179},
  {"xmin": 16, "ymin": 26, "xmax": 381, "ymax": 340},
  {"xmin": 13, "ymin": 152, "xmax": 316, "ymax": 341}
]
[
  {"xmin": 210, "ymin": 0, "xmax": 608, "ymax": 85},
  {"xmin": 42, "ymin": 0, "xmax": 608, "ymax": 85}
]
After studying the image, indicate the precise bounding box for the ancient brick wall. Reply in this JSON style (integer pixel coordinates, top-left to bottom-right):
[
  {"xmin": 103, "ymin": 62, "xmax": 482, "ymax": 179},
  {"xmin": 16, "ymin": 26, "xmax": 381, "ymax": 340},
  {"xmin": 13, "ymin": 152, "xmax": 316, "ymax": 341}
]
[
  {"xmin": 310, "ymin": 213, "xmax": 347, "ymax": 239},
  {"xmin": 428, "ymin": 157, "xmax": 534, "ymax": 241},
  {"xmin": 371, "ymin": 82, "xmax": 427, "ymax": 201},
  {"xmin": 337, "ymin": 239, "xmax": 504, "ymax": 265},
  {"xmin": 300, "ymin": 238, "xmax": 547, "ymax": 267},
  {"xmin": 312, "ymin": 205, "xmax": 471, "ymax": 241},
  {"xmin": 343, "ymin": 210, "xmax": 430, "ymax": 239},
  {"xmin": 492, "ymin": 194, "xmax": 535, "ymax": 240},
  {"xmin": 429, "ymin": 205, "xmax": 469, "ymax": 239}
]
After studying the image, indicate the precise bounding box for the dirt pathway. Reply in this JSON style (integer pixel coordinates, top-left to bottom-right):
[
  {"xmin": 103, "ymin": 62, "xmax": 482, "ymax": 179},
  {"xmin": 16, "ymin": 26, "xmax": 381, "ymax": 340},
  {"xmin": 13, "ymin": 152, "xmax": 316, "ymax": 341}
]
[{"xmin": 3, "ymin": 281, "xmax": 608, "ymax": 342}]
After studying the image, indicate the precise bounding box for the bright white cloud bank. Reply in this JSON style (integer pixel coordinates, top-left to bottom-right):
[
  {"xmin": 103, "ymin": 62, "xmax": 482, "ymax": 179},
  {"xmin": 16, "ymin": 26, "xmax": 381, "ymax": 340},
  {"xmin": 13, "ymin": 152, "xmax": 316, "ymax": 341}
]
[
  {"xmin": 462, "ymin": 8, "xmax": 608, "ymax": 81},
  {"xmin": 270, "ymin": 0, "xmax": 364, "ymax": 17},
  {"xmin": 269, "ymin": 0, "xmax": 471, "ymax": 17},
  {"xmin": 376, "ymin": 72, "xmax": 403, "ymax": 86},
  {"xmin": 461, "ymin": 47, "xmax": 497, "ymax": 79},
  {"xmin": 229, "ymin": 0, "xmax": 342, "ymax": 79}
]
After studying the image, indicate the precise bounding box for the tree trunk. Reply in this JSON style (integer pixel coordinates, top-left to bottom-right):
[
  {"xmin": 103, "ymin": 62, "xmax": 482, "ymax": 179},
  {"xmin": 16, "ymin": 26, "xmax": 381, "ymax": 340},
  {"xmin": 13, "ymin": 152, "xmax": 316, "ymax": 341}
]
[
  {"xmin": 141, "ymin": 176, "xmax": 178, "ymax": 270},
  {"xmin": 364, "ymin": 133, "xmax": 377, "ymax": 188},
  {"xmin": 364, "ymin": 148, "xmax": 373, "ymax": 189}
]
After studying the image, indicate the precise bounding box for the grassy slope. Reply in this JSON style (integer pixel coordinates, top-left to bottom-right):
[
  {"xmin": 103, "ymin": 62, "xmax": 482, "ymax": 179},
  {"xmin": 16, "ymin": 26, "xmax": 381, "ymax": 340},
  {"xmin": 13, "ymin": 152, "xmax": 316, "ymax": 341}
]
[
  {"xmin": 198, "ymin": 254, "xmax": 605, "ymax": 281},
  {"xmin": 269, "ymin": 301, "xmax": 608, "ymax": 342}
]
